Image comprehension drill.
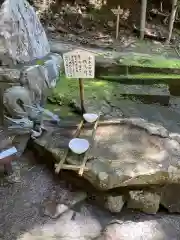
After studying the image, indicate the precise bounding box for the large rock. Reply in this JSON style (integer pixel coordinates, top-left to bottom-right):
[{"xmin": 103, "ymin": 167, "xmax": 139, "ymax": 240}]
[
  {"xmin": 96, "ymin": 215, "xmax": 180, "ymax": 240},
  {"xmin": 34, "ymin": 117, "xmax": 180, "ymax": 190},
  {"xmin": 104, "ymin": 195, "xmax": 125, "ymax": 213},
  {"xmin": 160, "ymin": 184, "xmax": 180, "ymax": 213},
  {"xmin": 127, "ymin": 190, "xmax": 161, "ymax": 214},
  {"xmin": 95, "ymin": 194, "xmax": 125, "ymax": 213},
  {"xmin": 79, "ymin": 118, "xmax": 180, "ymax": 190},
  {"xmin": 0, "ymin": 0, "xmax": 50, "ymax": 65}
]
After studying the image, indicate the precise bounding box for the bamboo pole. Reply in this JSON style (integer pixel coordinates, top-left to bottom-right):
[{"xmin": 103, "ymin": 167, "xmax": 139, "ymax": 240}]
[
  {"xmin": 78, "ymin": 114, "xmax": 101, "ymax": 176},
  {"xmin": 55, "ymin": 120, "xmax": 84, "ymax": 174},
  {"xmin": 54, "ymin": 164, "xmax": 88, "ymax": 171}
]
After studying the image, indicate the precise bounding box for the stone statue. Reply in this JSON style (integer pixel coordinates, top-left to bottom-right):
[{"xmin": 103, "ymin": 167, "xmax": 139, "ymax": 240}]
[{"xmin": 0, "ymin": 0, "xmax": 62, "ymax": 143}]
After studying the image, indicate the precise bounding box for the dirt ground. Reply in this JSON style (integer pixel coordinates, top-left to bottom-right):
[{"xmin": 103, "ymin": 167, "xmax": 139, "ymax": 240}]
[
  {"xmin": 1, "ymin": 149, "xmax": 180, "ymax": 239},
  {"xmin": 36, "ymin": 0, "xmax": 180, "ymax": 59}
]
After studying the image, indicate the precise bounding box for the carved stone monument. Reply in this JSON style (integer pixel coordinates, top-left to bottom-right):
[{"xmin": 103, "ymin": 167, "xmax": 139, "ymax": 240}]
[{"xmin": 0, "ymin": 0, "xmax": 62, "ymax": 154}]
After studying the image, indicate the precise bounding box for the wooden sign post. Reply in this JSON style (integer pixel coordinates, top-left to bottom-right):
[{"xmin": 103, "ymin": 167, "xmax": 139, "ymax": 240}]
[
  {"xmin": 63, "ymin": 50, "xmax": 95, "ymax": 114},
  {"xmin": 111, "ymin": 5, "xmax": 123, "ymax": 39}
]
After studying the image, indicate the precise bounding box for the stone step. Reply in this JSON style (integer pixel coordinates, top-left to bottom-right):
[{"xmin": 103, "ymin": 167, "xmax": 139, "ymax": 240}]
[
  {"xmin": 95, "ymin": 60, "xmax": 180, "ymax": 76},
  {"xmin": 99, "ymin": 74, "xmax": 180, "ymax": 85},
  {"xmin": 50, "ymin": 40, "xmax": 180, "ymax": 75},
  {"xmin": 118, "ymin": 84, "xmax": 170, "ymax": 105}
]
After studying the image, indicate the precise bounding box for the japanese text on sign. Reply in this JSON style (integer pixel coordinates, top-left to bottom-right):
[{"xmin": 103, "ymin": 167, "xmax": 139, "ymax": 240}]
[{"xmin": 63, "ymin": 50, "xmax": 95, "ymax": 79}]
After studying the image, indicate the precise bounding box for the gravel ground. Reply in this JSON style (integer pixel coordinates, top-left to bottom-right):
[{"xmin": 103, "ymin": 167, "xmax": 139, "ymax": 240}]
[{"xmin": 0, "ymin": 150, "xmax": 180, "ymax": 240}]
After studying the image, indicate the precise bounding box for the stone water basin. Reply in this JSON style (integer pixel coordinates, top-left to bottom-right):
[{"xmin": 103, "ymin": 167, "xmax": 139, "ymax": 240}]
[{"xmin": 32, "ymin": 117, "xmax": 180, "ymax": 214}]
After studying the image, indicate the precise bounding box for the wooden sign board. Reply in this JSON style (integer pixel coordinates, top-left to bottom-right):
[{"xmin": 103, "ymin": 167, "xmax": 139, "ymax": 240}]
[
  {"xmin": 63, "ymin": 50, "xmax": 95, "ymax": 79},
  {"xmin": 111, "ymin": 5, "xmax": 123, "ymax": 39},
  {"xmin": 111, "ymin": 8, "xmax": 123, "ymax": 15}
]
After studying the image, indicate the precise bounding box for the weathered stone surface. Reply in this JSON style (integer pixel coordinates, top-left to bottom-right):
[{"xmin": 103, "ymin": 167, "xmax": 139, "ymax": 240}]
[
  {"xmin": 82, "ymin": 118, "xmax": 178, "ymax": 190},
  {"xmin": 33, "ymin": 117, "xmax": 180, "ymax": 192},
  {"xmin": 95, "ymin": 194, "xmax": 125, "ymax": 213},
  {"xmin": 0, "ymin": 67, "xmax": 20, "ymax": 82},
  {"xmin": 3, "ymin": 86, "xmax": 33, "ymax": 118},
  {"xmin": 70, "ymin": 98, "xmax": 124, "ymax": 118},
  {"xmin": 160, "ymin": 184, "xmax": 180, "ymax": 213},
  {"xmin": 96, "ymin": 221, "xmax": 123, "ymax": 240},
  {"xmin": 127, "ymin": 190, "xmax": 161, "ymax": 214},
  {"xmin": 45, "ymin": 53, "xmax": 63, "ymax": 87},
  {"xmin": 20, "ymin": 65, "xmax": 49, "ymax": 104},
  {"xmin": 112, "ymin": 99, "xmax": 180, "ymax": 133},
  {"xmin": 118, "ymin": 84, "xmax": 170, "ymax": 105},
  {"xmin": 19, "ymin": 209, "xmax": 102, "ymax": 240},
  {"xmin": 43, "ymin": 201, "xmax": 69, "ymax": 219},
  {"xmin": 20, "ymin": 53, "xmax": 62, "ymax": 99},
  {"xmin": 48, "ymin": 53, "xmax": 64, "ymax": 74},
  {"xmin": 104, "ymin": 195, "xmax": 125, "ymax": 213},
  {"xmin": 0, "ymin": 0, "xmax": 50, "ymax": 64},
  {"xmin": 2, "ymin": 53, "xmax": 62, "ymax": 120},
  {"xmin": 97, "ymin": 216, "xmax": 178, "ymax": 240}
]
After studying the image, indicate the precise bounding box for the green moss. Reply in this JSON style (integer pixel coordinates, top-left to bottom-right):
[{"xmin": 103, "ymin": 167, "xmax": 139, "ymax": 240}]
[
  {"xmin": 101, "ymin": 73, "xmax": 180, "ymax": 79},
  {"xmin": 46, "ymin": 103, "xmax": 76, "ymax": 118},
  {"xmin": 46, "ymin": 72, "xmax": 180, "ymax": 117},
  {"xmin": 131, "ymin": 73, "xmax": 180, "ymax": 78},
  {"xmin": 49, "ymin": 75, "xmax": 119, "ymax": 103},
  {"xmin": 119, "ymin": 54, "xmax": 180, "ymax": 69},
  {"xmin": 46, "ymin": 75, "xmax": 120, "ymax": 117}
]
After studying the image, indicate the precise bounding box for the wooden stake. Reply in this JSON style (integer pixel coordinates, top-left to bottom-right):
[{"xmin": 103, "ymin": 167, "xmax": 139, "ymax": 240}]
[
  {"xmin": 160, "ymin": 1, "xmax": 163, "ymax": 12},
  {"xmin": 140, "ymin": 0, "xmax": 147, "ymax": 40},
  {"xmin": 78, "ymin": 114, "xmax": 101, "ymax": 176},
  {"xmin": 79, "ymin": 78, "xmax": 86, "ymax": 114},
  {"xmin": 111, "ymin": 6, "xmax": 122, "ymax": 40},
  {"xmin": 166, "ymin": 0, "xmax": 178, "ymax": 44},
  {"xmin": 116, "ymin": 5, "xmax": 120, "ymax": 39},
  {"xmin": 55, "ymin": 120, "xmax": 84, "ymax": 174}
]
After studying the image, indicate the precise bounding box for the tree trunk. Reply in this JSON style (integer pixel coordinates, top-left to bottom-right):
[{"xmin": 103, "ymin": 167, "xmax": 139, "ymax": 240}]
[
  {"xmin": 140, "ymin": 0, "xmax": 147, "ymax": 40},
  {"xmin": 166, "ymin": 0, "xmax": 178, "ymax": 44}
]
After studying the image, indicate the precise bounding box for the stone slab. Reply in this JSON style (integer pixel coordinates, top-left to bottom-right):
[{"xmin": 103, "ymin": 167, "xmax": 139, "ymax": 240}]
[
  {"xmin": 49, "ymin": 40, "xmax": 180, "ymax": 75},
  {"xmin": 114, "ymin": 100, "xmax": 180, "ymax": 133},
  {"xmin": 160, "ymin": 184, "xmax": 180, "ymax": 213},
  {"xmin": 127, "ymin": 190, "xmax": 161, "ymax": 214},
  {"xmin": 32, "ymin": 117, "xmax": 180, "ymax": 190},
  {"xmin": 118, "ymin": 84, "xmax": 170, "ymax": 105}
]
